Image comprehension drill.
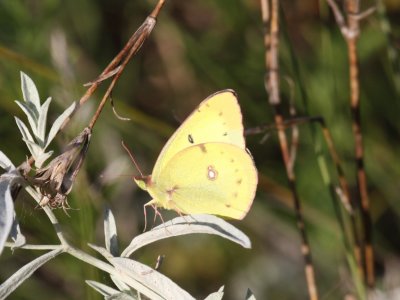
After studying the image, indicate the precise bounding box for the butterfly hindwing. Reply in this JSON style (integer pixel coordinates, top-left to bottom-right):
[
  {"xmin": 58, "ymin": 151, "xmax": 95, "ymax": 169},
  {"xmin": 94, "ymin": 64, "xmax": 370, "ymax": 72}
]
[{"xmin": 148, "ymin": 143, "xmax": 257, "ymax": 219}]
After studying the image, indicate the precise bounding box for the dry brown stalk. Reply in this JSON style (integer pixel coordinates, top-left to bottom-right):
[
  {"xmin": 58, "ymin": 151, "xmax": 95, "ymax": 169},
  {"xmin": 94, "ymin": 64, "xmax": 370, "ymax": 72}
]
[
  {"xmin": 260, "ymin": 0, "xmax": 319, "ymax": 299},
  {"xmin": 326, "ymin": 0, "xmax": 376, "ymax": 287}
]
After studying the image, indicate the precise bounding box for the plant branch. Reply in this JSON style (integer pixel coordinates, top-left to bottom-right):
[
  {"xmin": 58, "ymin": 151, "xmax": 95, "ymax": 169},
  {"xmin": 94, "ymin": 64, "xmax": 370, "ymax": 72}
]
[
  {"xmin": 87, "ymin": 16, "xmax": 157, "ymax": 130},
  {"xmin": 63, "ymin": 246, "xmax": 164, "ymax": 299},
  {"xmin": 4, "ymin": 243, "xmax": 61, "ymax": 250},
  {"xmin": 24, "ymin": 186, "xmax": 68, "ymax": 246}
]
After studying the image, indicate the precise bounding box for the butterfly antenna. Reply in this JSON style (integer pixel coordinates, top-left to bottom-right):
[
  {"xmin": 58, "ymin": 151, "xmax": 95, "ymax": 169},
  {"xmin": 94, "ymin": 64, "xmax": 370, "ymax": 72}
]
[{"xmin": 121, "ymin": 140, "xmax": 144, "ymax": 177}]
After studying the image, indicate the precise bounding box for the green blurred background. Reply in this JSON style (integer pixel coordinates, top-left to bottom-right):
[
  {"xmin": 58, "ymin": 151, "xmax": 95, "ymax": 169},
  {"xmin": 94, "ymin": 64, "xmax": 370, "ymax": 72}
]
[{"xmin": 1, "ymin": 0, "xmax": 400, "ymax": 299}]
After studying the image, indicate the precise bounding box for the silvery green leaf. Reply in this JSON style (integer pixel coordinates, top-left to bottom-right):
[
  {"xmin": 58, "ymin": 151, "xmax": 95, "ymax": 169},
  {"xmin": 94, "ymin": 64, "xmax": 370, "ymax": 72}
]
[
  {"xmin": 86, "ymin": 245, "xmax": 139, "ymax": 296},
  {"xmin": 0, "ymin": 151, "xmax": 15, "ymax": 171},
  {"xmin": 0, "ymin": 248, "xmax": 62, "ymax": 298},
  {"xmin": 106, "ymin": 292, "xmax": 137, "ymax": 300},
  {"xmin": 86, "ymin": 280, "xmax": 121, "ymax": 296},
  {"xmin": 21, "ymin": 138, "xmax": 43, "ymax": 153},
  {"xmin": 245, "ymin": 289, "xmax": 256, "ymax": 300},
  {"xmin": 110, "ymin": 275, "xmax": 132, "ymax": 294},
  {"xmin": 121, "ymin": 215, "xmax": 251, "ymax": 257},
  {"xmin": 20, "ymin": 139, "xmax": 45, "ymax": 166},
  {"xmin": 45, "ymin": 101, "xmax": 76, "ymax": 149},
  {"xmin": 34, "ymin": 150, "xmax": 53, "ymax": 169},
  {"xmin": 15, "ymin": 100, "xmax": 39, "ymax": 136},
  {"xmin": 111, "ymin": 257, "xmax": 195, "ymax": 300},
  {"xmin": 204, "ymin": 286, "xmax": 224, "ymax": 300},
  {"xmin": 37, "ymin": 97, "xmax": 52, "ymax": 146},
  {"xmin": 104, "ymin": 206, "xmax": 118, "ymax": 256},
  {"xmin": 10, "ymin": 212, "xmax": 26, "ymax": 250},
  {"xmin": 88, "ymin": 243, "xmax": 114, "ymax": 262},
  {"xmin": 15, "ymin": 117, "xmax": 38, "ymax": 157},
  {"xmin": 20, "ymin": 72, "xmax": 41, "ymax": 112},
  {"xmin": 0, "ymin": 174, "xmax": 17, "ymax": 256}
]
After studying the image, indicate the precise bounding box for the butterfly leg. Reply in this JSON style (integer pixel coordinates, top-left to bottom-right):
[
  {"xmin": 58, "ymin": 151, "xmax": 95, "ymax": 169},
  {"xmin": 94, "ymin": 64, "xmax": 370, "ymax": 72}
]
[
  {"xmin": 151, "ymin": 204, "xmax": 162, "ymax": 228},
  {"xmin": 143, "ymin": 201, "xmax": 167, "ymax": 232},
  {"xmin": 143, "ymin": 204, "xmax": 149, "ymax": 232}
]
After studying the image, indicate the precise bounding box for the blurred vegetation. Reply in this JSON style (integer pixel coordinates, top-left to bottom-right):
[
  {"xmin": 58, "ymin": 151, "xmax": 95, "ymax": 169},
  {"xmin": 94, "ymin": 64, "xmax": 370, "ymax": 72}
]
[{"xmin": 1, "ymin": 0, "xmax": 400, "ymax": 299}]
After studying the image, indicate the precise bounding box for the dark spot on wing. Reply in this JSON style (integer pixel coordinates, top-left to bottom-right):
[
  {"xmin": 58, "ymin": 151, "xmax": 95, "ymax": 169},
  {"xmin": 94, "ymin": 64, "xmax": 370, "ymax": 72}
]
[
  {"xmin": 198, "ymin": 144, "xmax": 207, "ymax": 153},
  {"xmin": 225, "ymin": 203, "xmax": 231, "ymax": 208},
  {"xmin": 219, "ymin": 112, "xmax": 223, "ymax": 116},
  {"xmin": 166, "ymin": 185, "xmax": 179, "ymax": 199},
  {"xmin": 223, "ymin": 132, "xmax": 228, "ymax": 136},
  {"xmin": 188, "ymin": 134, "xmax": 194, "ymax": 144},
  {"xmin": 237, "ymin": 179, "xmax": 242, "ymax": 185}
]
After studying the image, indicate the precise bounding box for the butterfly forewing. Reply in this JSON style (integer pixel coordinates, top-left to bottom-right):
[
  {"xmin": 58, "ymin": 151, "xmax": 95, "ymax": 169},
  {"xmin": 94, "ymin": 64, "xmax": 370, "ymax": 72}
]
[{"xmin": 152, "ymin": 90, "xmax": 245, "ymax": 181}]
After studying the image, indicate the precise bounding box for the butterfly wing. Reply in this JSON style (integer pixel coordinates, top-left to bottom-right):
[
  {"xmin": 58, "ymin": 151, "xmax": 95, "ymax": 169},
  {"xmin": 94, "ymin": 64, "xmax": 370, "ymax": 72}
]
[
  {"xmin": 152, "ymin": 90, "xmax": 245, "ymax": 181},
  {"xmin": 148, "ymin": 143, "xmax": 257, "ymax": 219}
]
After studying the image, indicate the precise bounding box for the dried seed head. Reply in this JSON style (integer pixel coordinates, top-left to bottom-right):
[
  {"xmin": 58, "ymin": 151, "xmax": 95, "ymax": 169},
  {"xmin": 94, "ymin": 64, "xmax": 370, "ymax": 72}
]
[{"xmin": 31, "ymin": 127, "xmax": 91, "ymax": 210}]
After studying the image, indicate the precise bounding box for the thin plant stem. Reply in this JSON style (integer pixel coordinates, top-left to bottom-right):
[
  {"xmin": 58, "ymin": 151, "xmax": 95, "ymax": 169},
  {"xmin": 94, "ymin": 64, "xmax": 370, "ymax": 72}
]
[
  {"xmin": 18, "ymin": 0, "xmax": 166, "ymax": 169},
  {"xmin": 247, "ymin": 114, "xmax": 364, "ymax": 294},
  {"xmin": 279, "ymin": 9, "xmax": 365, "ymax": 290},
  {"xmin": 326, "ymin": 0, "xmax": 375, "ymax": 287},
  {"xmin": 260, "ymin": 0, "xmax": 318, "ymax": 299},
  {"xmin": 24, "ymin": 186, "xmax": 68, "ymax": 246},
  {"xmin": 4, "ymin": 243, "xmax": 60, "ymax": 250},
  {"xmin": 88, "ymin": 16, "xmax": 157, "ymax": 130}
]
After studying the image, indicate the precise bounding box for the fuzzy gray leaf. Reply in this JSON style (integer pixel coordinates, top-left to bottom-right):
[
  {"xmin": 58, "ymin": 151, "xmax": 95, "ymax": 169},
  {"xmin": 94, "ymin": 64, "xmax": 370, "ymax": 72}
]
[
  {"xmin": 106, "ymin": 292, "xmax": 137, "ymax": 300},
  {"xmin": 121, "ymin": 214, "xmax": 251, "ymax": 257},
  {"xmin": 20, "ymin": 72, "xmax": 41, "ymax": 112},
  {"xmin": 111, "ymin": 257, "xmax": 195, "ymax": 300},
  {"xmin": 204, "ymin": 286, "xmax": 224, "ymax": 300},
  {"xmin": 21, "ymin": 139, "xmax": 45, "ymax": 161},
  {"xmin": 88, "ymin": 243, "xmax": 114, "ymax": 262},
  {"xmin": 10, "ymin": 212, "xmax": 26, "ymax": 250},
  {"xmin": 86, "ymin": 280, "xmax": 121, "ymax": 296},
  {"xmin": 245, "ymin": 288, "xmax": 257, "ymax": 300},
  {"xmin": 0, "ymin": 173, "xmax": 19, "ymax": 256},
  {"xmin": 87, "ymin": 243, "xmax": 138, "ymax": 293},
  {"xmin": 37, "ymin": 97, "xmax": 52, "ymax": 145},
  {"xmin": 34, "ymin": 150, "xmax": 53, "ymax": 169},
  {"xmin": 104, "ymin": 206, "xmax": 118, "ymax": 256},
  {"xmin": 110, "ymin": 275, "xmax": 132, "ymax": 294},
  {"xmin": 45, "ymin": 101, "xmax": 76, "ymax": 149},
  {"xmin": 15, "ymin": 100, "xmax": 38, "ymax": 136},
  {"xmin": 15, "ymin": 117, "xmax": 39, "ymax": 157},
  {"xmin": 86, "ymin": 244, "xmax": 136, "ymax": 296},
  {"xmin": 0, "ymin": 151, "xmax": 15, "ymax": 171},
  {"xmin": 0, "ymin": 248, "xmax": 62, "ymax": 298}
]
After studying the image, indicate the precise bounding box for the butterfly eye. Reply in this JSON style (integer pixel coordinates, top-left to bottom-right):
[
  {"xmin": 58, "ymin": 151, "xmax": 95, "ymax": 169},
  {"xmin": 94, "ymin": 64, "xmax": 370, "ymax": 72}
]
[{"xmin": 188, "ymin": 134, "xmax": 194, "ymax": 144}]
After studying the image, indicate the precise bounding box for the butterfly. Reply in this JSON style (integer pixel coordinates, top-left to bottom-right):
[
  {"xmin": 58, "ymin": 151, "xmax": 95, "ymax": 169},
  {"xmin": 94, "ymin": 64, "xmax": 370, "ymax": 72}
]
[{"xmin": 134, "ymin": 90, "xmax": 257, "ymax": 222}]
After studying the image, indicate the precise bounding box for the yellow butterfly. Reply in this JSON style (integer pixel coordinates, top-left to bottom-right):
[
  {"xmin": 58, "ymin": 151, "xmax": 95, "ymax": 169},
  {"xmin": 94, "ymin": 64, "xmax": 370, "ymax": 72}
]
[{"xmin": 135, "ymin": 90, "xmax": 257, "ymax": 221}]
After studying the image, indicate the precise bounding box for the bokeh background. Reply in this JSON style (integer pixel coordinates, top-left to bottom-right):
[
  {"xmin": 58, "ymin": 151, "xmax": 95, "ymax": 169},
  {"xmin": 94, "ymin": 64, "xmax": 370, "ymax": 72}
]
[{"xmin": 1, "ymin": 0, "xmax": 400, "ymax": 299}]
